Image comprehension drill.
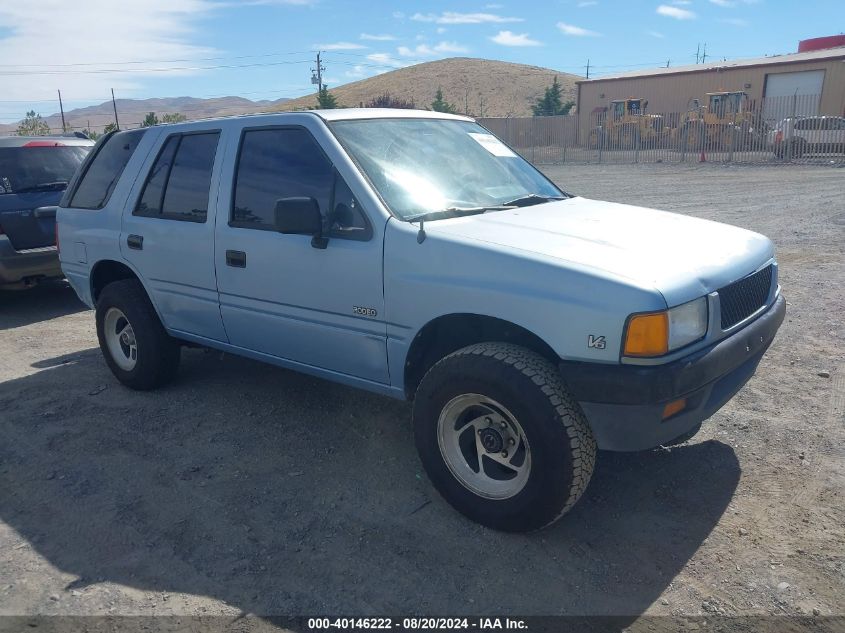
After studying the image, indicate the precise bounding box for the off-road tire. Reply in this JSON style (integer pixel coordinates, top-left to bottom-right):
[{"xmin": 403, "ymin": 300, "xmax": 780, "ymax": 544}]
[
  {"xmin": 413, "ymin": 342, "xmax": 597, "ymax": 532},
  {"xmin": 96, "ymin": 279, "xmax": 180, "ymax": 390}
]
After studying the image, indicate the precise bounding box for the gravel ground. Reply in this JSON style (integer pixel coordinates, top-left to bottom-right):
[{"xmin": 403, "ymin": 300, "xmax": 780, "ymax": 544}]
[{"xmin": 0, "ymin": 164, "xmax": 843, "ymax": 627}]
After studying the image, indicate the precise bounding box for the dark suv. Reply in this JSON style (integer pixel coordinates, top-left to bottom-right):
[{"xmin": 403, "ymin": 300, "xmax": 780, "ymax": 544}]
[{"xmin": 0, "ymin": 135, "xmax": 93, "ymax": 289}]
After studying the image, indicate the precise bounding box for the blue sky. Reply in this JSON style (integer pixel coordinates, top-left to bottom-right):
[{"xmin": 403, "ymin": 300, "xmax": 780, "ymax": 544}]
[{"xmin": 0, "ymin": 0, "xmax": 840, "ymax": 122}]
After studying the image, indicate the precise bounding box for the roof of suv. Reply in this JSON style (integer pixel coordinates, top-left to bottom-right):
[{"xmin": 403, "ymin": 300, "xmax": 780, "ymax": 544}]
[
  {"xmin": 310, "ymin": 108, "xmax": 474, "ymax": 122},
  {"xmin": 136, "ymin": 108, "xmax": 475, "ymax": 132},
  {"xmin": 0, "ymin": 136, "xmax": 95, "ymax": 148},
  {"xmin": 780, "ymin": 115, "xmax": 845, "ymax": 121}
]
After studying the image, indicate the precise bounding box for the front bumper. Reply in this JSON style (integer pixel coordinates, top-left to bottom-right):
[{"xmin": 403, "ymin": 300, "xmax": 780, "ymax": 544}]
[
  {"xmin": 559, "ymin": 294, "xmax": 786, "ymax": 451},
  {"xmin": 0, "ymin": 236, "xmax": 62, "ymax": 288}
]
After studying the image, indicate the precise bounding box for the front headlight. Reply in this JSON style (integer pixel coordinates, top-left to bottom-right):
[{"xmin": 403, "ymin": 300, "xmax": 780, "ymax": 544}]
[{"xmin": 624, "ymin": 297, "xmax": 708, "ymax": 357}]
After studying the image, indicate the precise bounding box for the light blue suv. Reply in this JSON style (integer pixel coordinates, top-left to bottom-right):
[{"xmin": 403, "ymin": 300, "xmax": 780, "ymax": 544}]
[{"xmin": 58, "ymin": 110, "xmax": 785, "ymax": 531}]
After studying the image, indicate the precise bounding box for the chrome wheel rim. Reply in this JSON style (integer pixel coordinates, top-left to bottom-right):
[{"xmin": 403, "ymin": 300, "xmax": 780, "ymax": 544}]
[
  {"xmin": 437, "ymin": 394, "xmax": 532, "ymax": 500},
  {"xmin": 104, "ymin": 307, "xmax": 137, "ymax": 371}
]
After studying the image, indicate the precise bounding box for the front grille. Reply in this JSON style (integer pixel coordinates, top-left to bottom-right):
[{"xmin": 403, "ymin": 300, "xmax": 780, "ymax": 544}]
[{"xmin": 718, "ymin": 265, "xmax": 773, "ymax": 329}]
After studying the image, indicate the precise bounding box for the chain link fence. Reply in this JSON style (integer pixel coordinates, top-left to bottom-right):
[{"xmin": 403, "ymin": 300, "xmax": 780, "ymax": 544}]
[{"xmin": 479, "ymin": 93, "xmax": 845, "ymax": 166}]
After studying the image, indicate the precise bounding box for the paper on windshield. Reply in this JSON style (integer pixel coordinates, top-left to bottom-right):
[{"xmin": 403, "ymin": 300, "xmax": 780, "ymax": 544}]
[{"xmin": 468, "ymin": 133, "xmax": 517, "ymax": 158}]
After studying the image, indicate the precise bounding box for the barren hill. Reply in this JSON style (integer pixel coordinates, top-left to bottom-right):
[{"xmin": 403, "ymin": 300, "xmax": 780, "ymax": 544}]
[
  {"xmin": 0, "ymin": 96, "xmax": 289, "ymax": 136},
  {"xmin": 276, "ymin": 57, "xmax": 581, "ymax": 117}
]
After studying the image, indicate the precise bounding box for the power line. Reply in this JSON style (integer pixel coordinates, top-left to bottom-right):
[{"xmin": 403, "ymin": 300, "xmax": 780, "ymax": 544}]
[
  {"xmin": 0, "ymin": 59, "xmax": 313, "ymax": 77},
  {"xmin": 0, "ymin": 51, "xmax": 315, "ymax": 69}
]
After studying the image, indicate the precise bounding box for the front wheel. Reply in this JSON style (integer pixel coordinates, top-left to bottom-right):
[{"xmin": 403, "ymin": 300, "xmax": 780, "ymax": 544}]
[{"xmin": 413, "ymin": 343, "xmax": 596, "ymax": 532}]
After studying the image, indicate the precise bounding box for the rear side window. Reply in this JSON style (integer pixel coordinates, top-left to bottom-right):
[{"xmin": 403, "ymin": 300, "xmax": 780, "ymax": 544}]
[
  {"xmin": 69, "ymin": 129, "xmax": 145, "ymax": 209},
  {"xmin": 134, "ymin": 132, "xmax": 220, "ymax": 223},
  {"xmin": 795, "ymin": 118, "xmax": 821, "ymax": 131}
]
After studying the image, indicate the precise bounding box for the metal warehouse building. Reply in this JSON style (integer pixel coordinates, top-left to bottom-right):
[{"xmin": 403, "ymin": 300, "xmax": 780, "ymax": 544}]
[{"xmin": 575, "ymin": 37, "xmax": 845, "ymax": 142}]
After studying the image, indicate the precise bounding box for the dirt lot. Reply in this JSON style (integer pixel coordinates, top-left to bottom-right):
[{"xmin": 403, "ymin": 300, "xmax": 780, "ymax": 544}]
[{"xmin": 0, "ymin": 164, "xmax": 843, "ymax": 626}]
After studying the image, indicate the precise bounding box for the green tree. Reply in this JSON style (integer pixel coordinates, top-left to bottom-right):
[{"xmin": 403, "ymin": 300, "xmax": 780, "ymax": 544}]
[
  {"xmin": 532, "ymin": 77, "xmax": 575, "ymax": 116},
  {"xmin": 430, "ymin": 87, "xmax": 457, "ymax": 113},
  {"xmin": 161, "ymin": 112, "xmax": 187, "ymax": 124},
  {"xmin": 316, "ymin": 85, "xmax": 338, "ymax": 109},
  {"xmin": 103, "ymin": 122, "xmax": 119, "ymax": 134},
  {"xmin": 141, "ymin": 112, "xmax": 160, "ymax": 127},
  {"xmin": 82, "ymin": 128, "xmax": 100, "ymax": 140},
  {"xmin": 16, "ymin": 110, "xmax": 50, "ymax": 136}
]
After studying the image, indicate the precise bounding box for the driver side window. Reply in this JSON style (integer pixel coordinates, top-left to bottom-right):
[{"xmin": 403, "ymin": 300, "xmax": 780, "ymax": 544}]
[{"xmin": 232, "ymin": 126, "xmax": 370, "ymax": 240}]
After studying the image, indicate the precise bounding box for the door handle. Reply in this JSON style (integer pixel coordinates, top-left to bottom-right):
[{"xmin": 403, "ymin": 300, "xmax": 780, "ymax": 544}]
[
  {"xmin": 226, "ymin": 250, "xmax": 246, "ymax": 268},
  {"xmin": 34, "ymin": 206, "xmax": 57, "ymax": 219},
  {"xmin": 127, "ymin": 234, "xmax": 143, "ymax": 250}
]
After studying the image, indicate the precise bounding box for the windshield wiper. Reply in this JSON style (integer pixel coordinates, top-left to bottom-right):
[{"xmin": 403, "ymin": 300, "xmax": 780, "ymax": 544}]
[
  {"xmin": 12, "ymin": 180, "xmax": 69, "ymax": 194},
  {"xmin": 405, "ymin": 205, "xmax": 516, "ymax": 223},
  {"xmin": 500, "ymin": 193, "xmax": 568, "ymax": 207}
]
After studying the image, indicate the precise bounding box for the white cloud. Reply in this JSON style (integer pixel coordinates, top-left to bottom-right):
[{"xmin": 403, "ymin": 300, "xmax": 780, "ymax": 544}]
[
  {"xmin": 436, "ymin": 27, "xmax": 447, "ymax": 34},
  {"xmin": 485, "ymin": 3, "xmax": 504, "ymax": 7},
  {"xmin": 647, "ymin": 30, "xmax": 665, "ymax": 38},
  {"xmin": 360, "ymin": 33, "xmax": 396, "ymax": 41},
  {"xmin": 345, "ymin": 65, "xmax": 371, "ymax": 79},
  {"xmin": 411, "ymin": 12, "xmax": 523, "ymax": 24},
  {"xmin": 366, "ymin": 53, "xmax": 408, "ymax": 68},
  {"xmin": 398, "ymin": 41, "xmax": 470, "ymax": 57},
  {"xmin": 315, "ymin": 42, "xmax": 367, "ymax": 50},
  {"xmin": 709, "ymin": 0, "xmax": 736, "ymax": 6},
  {"xmin": 656, "ymin": 4, "xmax": 697, "ymax": 19},
  {"xmin": 577, "ymin": 1, "xmax": 598, "ymax": 6},
  {"xmin": 433, "ymin": 41, "xmax": 468, "ymax": 53},
  {"xmin": 0, "ymin": 0, "xmax": 218, "ymax": 103},
  {"xmin": 490, "ymin": 30, "xmax": 542, "ymax": 46},
  {"xmin": 557, "ymin": 22, "xmax": 601, "ymax": 36}
]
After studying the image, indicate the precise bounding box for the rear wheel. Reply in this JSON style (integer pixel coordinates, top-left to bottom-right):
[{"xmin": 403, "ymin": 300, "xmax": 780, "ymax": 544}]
[
  {"xmin": 96, "ymin": 279, "xmax": 180, "ymax": 390},
  {"xmin": 413, "ymin": 342, "xmax": 596, "ymax": 532}
]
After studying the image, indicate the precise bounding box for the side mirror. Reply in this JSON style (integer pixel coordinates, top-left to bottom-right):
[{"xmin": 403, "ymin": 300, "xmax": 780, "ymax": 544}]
[{"xmin": 274, "ymin": 197, "xmax": 327, "ymax": 249}]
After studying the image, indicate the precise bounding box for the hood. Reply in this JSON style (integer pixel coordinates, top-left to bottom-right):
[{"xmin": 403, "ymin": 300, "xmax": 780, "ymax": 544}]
[{"xmin": 428, "ymin": 197, "xmax": 774, "ymax": 307}]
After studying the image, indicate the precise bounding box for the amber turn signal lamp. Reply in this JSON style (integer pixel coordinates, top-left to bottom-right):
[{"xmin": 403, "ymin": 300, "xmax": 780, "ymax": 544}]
[
  {"xmin": 623, "ymin": 312, "xmax": 669, "ymax": 357},
  {"xmin": 661, "ymin": 398, "xmax": 687, "ymax": 420}
]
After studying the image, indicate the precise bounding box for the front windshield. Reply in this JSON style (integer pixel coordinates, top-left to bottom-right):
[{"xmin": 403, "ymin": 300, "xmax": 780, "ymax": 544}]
[{"xmin": 329, "ymin": 118, "xmax": 565, "ymax": 221}]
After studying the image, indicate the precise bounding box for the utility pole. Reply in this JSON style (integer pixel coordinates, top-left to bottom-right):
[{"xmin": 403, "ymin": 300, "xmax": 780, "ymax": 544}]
[
  {"xmin": 464, "ymin": 87, "xmax": 469, "ymax": 115},
  {"xmin": 312, "ymin": 51, "xmax": 325, "ymax": 91},
  {"xmin": 666, "ymin": 59, "xmax": 671, "ymax": 68},
  {"xmin": 695, "ymin": 43, "xmax": 700, "ymax": 64},
  {"xmin": 57, "ymin": 90, "xmax": 66, "ymax": 132},
  {"xmin": 702, "ymin": 43, "xmax": 707, "ymax": 64},
  {"xmin": 111, "ymin": 89, "xmax": 120, "ymax": 129},
  {"xmin": 479, "ymin": 95, "xmax": 484, "ymax": 117},
  {"xmin": 585, "ymin": 59, "xmax": 590, "ymax": 79}
]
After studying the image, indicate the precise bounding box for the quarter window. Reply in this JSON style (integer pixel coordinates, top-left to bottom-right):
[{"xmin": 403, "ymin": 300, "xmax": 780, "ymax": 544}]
[
  {"xmin": 69, "ymin": 129, "xmax": 145, "ymax": 210},
  {"xmin": 134, "ymin": 132, "xmax": 219, "ymax": 223}
]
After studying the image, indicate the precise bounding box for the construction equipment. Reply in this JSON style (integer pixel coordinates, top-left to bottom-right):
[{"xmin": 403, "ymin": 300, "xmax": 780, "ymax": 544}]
[
  {"xmin": 588, "ymin": 98, "xmax": 670, "ymax": 149},
  {"xmin": 674, "ymin": 91, "xmax": 765, "ymax": 151}
]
